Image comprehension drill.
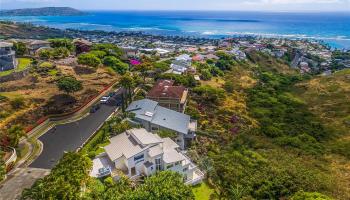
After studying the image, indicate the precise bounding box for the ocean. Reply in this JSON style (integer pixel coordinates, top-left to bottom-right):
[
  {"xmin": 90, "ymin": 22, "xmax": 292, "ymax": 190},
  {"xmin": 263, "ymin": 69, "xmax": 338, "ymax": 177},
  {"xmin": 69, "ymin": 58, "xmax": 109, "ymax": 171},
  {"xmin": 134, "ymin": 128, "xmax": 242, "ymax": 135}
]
[{"xmin": 1, "ymin": 11, "xmax": 350, "ymax": 49}]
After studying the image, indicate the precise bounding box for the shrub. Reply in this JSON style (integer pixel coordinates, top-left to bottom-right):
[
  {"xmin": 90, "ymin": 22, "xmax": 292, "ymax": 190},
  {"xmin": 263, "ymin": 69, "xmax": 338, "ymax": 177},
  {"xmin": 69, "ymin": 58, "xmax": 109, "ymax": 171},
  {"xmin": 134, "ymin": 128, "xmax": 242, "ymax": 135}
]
[
  {"xmin": 10, "ymin": 97, "xmax": 25, "ymax": 109},
  {"xmin": 77, "ymin": 53, "xmax": 101, "ymax": 68},
  {"xmin": 56, "ymin": 76, "xmax": 83, "ymax": 94}
]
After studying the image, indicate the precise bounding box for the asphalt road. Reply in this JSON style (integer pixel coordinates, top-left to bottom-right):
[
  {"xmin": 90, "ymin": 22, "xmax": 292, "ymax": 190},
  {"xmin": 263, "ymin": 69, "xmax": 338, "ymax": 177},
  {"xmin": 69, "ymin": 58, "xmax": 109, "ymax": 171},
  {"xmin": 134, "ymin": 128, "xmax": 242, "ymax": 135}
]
[{"xmin": 29, "ymin": 104, "xmax": 117, "ymax": 169}]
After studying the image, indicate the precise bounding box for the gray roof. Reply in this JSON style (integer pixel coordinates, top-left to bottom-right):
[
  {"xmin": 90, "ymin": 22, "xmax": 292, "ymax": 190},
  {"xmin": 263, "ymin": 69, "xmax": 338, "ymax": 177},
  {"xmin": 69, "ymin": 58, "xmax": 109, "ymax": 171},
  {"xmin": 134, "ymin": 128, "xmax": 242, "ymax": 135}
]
[
  {"xmin": 127, "ymin": 99, "xmax": 191, "ymax": 134},
  {"xmin": 126, "ymin": 99, "xmax": 158, "ymax": 122},
  {"xmin": 0, "ymin": 42, "xmax": 13, "ymax": 48},
  {"xmin": 104, "ymin": 128, "xmax": 164, "ymax": 161},
  {"xmin": 105, "ymin": 132, "xmax": 144, "ymax": 161},
  {"xmin": 128, "ymin": 128, "xmax": 162, "ymax": 146}
]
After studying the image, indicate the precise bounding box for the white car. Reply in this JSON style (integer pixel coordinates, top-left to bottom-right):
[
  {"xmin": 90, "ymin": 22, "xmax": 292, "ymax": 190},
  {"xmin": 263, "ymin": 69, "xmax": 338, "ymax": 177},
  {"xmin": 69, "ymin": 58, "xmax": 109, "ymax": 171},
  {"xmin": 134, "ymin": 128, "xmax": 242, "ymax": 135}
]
[{"xmin": 100, "ymin": 96, "xmax": 110, "ymax": 103}]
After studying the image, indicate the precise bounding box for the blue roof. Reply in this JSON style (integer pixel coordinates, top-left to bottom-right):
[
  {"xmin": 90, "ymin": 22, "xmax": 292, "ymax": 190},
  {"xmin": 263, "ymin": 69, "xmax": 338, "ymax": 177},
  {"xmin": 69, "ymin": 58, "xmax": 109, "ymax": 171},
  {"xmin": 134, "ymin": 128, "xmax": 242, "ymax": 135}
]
[{"xmin": 126, "ymin": 99, "xmax": 191, "ymax": 135}]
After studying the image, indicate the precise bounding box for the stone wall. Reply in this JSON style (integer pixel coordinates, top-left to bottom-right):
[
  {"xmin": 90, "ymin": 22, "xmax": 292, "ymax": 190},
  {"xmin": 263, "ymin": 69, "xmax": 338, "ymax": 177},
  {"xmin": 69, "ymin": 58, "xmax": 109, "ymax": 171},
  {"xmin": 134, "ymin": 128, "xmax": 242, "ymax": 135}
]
[{"xmin": 0, "ymin": 68, "xmax": 30, "ymax": 83}]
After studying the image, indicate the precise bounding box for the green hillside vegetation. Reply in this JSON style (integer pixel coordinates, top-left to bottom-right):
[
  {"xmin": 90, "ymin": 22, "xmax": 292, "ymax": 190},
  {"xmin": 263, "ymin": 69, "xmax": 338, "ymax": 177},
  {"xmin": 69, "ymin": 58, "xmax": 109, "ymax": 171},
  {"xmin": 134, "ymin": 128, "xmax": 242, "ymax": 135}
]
[{"xmin": 187, "ymin": 51, "xmax": 349, "ymax": 199}]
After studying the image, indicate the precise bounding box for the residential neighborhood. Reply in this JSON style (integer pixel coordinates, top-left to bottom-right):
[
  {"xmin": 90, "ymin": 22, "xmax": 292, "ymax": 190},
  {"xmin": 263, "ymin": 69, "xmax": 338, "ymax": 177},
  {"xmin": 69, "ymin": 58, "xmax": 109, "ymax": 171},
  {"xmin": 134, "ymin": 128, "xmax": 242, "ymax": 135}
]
[{"xmin": 0, "ymin": 20, "xmax": 349, "ymax": 200}]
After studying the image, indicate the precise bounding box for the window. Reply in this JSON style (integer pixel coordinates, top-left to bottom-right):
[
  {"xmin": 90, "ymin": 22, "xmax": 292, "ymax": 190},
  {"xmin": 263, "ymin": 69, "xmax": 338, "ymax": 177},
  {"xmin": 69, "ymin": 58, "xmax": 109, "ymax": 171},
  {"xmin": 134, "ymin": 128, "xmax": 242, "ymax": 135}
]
[
  {"xmin": 134, "ymin": 154, "xmax": 144, "ymax": 164},
  {"xmin": 155, "ymin": 158, "xmax": 162, "ymax": 171},
  {"xmin": 152, "ymin": 126, "xmax": 159, "ymax": 131},
  {"xmin": 175, "ymin": 161, "xmax": 181, "ymax": 166},
  {"xmin": 183, "ymin": 167, "xmax": 188, "ymax": 172}
]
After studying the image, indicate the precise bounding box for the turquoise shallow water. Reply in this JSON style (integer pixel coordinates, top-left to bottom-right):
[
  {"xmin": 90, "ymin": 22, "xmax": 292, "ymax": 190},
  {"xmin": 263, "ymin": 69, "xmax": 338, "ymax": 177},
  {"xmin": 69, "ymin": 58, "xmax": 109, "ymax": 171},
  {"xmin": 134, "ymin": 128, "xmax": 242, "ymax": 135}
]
[{"xmin": 1, "ymin": 11, "xmax": 350, "ymax": 49}]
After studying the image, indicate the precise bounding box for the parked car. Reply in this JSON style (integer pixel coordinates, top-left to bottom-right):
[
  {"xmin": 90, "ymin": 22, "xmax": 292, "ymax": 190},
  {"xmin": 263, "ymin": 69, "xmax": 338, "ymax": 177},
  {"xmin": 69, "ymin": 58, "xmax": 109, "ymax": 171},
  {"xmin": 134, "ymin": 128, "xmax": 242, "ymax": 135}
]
[
  {"xmin": 100, "ymin": 96, "xmax": 110, "ymax": 104},
  {"xmin": 90, "ymin": 104, "xmax": 101, "ymax": 113},
  {"xmin": 108, "ymin": 92, "xmax": 116, "ymax": 97}
]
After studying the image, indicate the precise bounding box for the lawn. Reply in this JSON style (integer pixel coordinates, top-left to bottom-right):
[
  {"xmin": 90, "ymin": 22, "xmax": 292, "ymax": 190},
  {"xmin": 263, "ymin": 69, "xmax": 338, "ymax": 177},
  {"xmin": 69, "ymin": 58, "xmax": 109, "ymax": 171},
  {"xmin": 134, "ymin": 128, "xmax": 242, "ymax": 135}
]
[
  {"xmin": 192, "ymin": 181, "xmax": 216, "ymax": 200},
  {"xmin": 0, "ymin": 58, "xmax": 32, "ymax": 77}
]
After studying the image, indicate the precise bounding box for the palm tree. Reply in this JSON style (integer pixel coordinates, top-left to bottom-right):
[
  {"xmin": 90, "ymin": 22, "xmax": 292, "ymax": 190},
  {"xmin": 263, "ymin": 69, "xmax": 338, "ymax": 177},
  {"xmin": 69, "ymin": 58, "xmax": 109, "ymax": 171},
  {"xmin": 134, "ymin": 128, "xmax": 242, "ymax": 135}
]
[{"xmin": 119, "ymin": 72, "xmax": 135, "ymax": 109}]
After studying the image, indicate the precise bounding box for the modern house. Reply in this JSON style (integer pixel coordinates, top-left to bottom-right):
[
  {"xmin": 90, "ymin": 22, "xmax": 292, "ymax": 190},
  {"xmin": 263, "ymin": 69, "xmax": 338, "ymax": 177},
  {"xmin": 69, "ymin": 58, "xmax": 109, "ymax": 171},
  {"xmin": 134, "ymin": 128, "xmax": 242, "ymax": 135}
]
[
  {"xmin": 146, "ymin": 80, "xmax": 188, "ymax": 113},
  {"xmin": 126, "ymin": 99, "xmax": 197, "ymax": 149},
  {"xmin": 90, "ymin": 128, "xmax": 204, "ymax": 185},
  {"xmin": 0, "ymin": 42, "xmax": 17, "ymax": 72}
]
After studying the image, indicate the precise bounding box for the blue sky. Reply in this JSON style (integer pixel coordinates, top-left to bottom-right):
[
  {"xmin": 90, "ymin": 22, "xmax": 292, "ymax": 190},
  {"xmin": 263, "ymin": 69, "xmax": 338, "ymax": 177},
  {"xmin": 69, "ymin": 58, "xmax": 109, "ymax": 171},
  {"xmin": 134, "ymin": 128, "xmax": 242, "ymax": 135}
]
[{"xmin": 1, "ymin": 0, "xmax": 349, "ymax": 11}]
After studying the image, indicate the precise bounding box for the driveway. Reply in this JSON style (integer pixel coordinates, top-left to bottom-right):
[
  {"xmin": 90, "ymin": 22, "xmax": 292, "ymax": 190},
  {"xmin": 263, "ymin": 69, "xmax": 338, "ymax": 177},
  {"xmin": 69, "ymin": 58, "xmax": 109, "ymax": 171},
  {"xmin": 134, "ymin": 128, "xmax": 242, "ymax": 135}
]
[
  {"xmin": 29, "ymin": 103, "xmax": 117, "ymax": 169},
  {"xmin": 0, "ymin": 168, "xmax": 50, "ymax": 200}
]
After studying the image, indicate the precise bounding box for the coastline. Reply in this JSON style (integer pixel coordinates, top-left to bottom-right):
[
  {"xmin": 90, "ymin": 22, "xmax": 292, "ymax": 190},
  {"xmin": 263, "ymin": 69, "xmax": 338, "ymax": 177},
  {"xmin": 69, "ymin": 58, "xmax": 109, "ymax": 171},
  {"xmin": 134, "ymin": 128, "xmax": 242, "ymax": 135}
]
[{"xmin": 0, "ymin": 10, "xmax": 349, "ymax": 49}]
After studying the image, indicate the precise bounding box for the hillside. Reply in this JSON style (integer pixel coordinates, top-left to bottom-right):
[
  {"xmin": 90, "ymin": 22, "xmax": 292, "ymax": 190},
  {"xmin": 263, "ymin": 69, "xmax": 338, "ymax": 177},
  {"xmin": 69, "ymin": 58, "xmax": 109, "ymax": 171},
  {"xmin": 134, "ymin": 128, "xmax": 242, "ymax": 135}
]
[
  {"xmin": 0, "ymin": 7, "xmax": 85, "ymax": 16},
  {"xmin": 186, "ymin": 51, "xmax": 350, "ymax": 199},
  {"xmin": 0, "ymin": 22, "xmax": 68, "ymax": 39}
]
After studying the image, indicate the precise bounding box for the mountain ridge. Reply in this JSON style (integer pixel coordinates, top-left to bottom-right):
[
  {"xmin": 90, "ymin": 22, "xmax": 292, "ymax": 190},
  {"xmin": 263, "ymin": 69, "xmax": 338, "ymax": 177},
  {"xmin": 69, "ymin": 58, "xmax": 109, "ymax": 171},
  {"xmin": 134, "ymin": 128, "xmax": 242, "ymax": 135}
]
[{"xmin": 0, "ymin": 7, "xmax": 85, "ymax": 16}]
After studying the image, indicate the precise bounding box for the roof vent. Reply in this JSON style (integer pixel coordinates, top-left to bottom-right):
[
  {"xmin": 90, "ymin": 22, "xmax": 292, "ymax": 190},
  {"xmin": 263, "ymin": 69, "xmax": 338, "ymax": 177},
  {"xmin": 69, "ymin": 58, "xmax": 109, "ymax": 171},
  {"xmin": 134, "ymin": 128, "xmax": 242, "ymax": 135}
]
[{"xmin": 145, "ymin": 112, "xmax": 154, "ymax": 117}]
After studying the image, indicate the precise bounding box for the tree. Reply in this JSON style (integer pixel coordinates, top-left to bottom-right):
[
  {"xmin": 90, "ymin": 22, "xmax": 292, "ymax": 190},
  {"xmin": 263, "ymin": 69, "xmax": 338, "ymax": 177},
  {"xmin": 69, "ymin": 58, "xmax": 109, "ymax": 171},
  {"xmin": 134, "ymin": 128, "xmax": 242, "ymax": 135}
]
[
  {"xmin": 0, "ymin": 160, "xmax": 6, "ymax": 182},
  {"xmin": 56, "ymin": 76, "xmax": 83, "ymax": 94},
  {"xmin": 200, "ymin": 69, "xmax": 212, "ymax": 81},
  {"xmin": 223, "ymin": 80, "xmax": 235, "ymax": 93},
  {"xmin": 91, "ymin": 43, "xmax": 123, "ymax": 58},
  {"xmin": 48, "ymin": 38, "xmax": 74, "ymax": 51},
  {"xmin": 134, "ymin": 61, "xmax": 152, "ymax": 83},
  {"xmin": 119, "ymin": 72, "xmax": 136, "ymax": 106},
  {"xmin": 38, "ymin": 49, "xmax": 52, "ymax": 60},
  {"xmin": 192, "ymin": 85, "xmax": 225, "ymax": 104},
  {"xmin": 13, "ymin": 42, "xmax": 27, "ymax": 56},
  {"xmin": 22, "ymin": 152, "xmax": 92, "ymax": 200},
  {"xmin": 78, "ymin": 53, "xmax": 101, "ymax": 68},
  {"xmin": 10, "ymin": 97, "xmax": 25, "ymax": 109},
  {"xmin": 7, "ymin": 124, "xmax": 25, "ymax": 147},
  {"xmin": 131, "ymin": 171, "xmax": 194, "ymax": 200},
  {"xmin": 291, "ymin": 191, "xmax": 333, "ymax": 200},
  {"xmin": 103, "ymin": 56, "xmax": 129, "ymax": 75},
  {"xmin": 52, "ymin": 47, "xmax": 70, "ymax": 59},
  {"xmin": 90, "ymin": 50, "xmax": 107, "ymax": 59}
]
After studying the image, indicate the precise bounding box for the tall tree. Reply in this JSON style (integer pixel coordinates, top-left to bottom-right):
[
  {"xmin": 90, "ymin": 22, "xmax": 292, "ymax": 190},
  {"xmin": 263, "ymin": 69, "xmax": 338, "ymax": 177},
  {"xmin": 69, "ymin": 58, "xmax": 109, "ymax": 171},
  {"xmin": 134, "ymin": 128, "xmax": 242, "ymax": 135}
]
[
  {"xmin": 22, "ymin": 152, "xmax": 92, "ymax": 200},
  {"xmin": 131, "ymin": 171, "xmax": 194, "ymax": 200},
  {"xmin": 7, "ymin": 124, "xmax": 25, "ymax": 147},
  {"xmin": 13, "ymin": 42, "xmax": 27, "ymax": 56},
  {"xmin": 119, "ymin": 72, "xmax": 135, "ymax": 106}
]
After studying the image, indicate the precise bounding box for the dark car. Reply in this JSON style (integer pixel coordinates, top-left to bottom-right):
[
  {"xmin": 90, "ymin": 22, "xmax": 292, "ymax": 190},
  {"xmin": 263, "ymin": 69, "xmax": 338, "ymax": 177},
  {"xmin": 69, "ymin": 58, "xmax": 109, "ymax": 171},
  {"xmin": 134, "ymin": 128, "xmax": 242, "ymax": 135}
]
[
  {"xmin": 90, "ymin": 104, "xmax": 101, "ymax": 113},
  {"xmin": 108, "ymin": 92, "xmax": 116, "ymax": 97}
]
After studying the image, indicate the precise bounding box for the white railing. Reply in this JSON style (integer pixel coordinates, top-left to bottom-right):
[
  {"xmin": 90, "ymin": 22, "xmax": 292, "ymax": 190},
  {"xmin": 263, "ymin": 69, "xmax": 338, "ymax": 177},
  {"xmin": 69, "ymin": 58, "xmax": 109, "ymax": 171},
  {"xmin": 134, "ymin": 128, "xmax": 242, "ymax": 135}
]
[{"xmin": 4, "ymin": 147, "xmax": 17, "ymax": 167}]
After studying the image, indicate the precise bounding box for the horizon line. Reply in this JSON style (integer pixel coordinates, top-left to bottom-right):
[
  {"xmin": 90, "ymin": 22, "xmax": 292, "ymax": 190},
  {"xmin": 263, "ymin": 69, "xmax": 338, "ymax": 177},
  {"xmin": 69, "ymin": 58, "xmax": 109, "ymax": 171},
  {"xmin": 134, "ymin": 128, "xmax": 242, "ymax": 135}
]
[{"xmin": 1, "ymin": 7, "xmax": 350, "ymax": 13}]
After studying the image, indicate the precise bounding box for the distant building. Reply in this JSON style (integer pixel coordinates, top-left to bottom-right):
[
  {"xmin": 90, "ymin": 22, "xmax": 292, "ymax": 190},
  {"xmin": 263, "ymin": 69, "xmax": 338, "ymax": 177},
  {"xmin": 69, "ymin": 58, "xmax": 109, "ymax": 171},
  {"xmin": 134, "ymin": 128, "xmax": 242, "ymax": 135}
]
[
  {"xmin": 146, "ymin": 80, "xmax": 188, "ymax": 113},
  {"xmin": 176, "ymin": 54, "xmax": 192, "ymax": 65},
  {"xmin": 122, "ymin": 47, "xmax": 138, "ymax": 59},
  {"xmin": 90, "ymin": 128, "xmax": 204, "ymax": 185},
  {"xmin": 25, "ymin": 40, "xmax": 51, "ymax": 55},
  {"xmin": 192, "ymin": 54, "xmax": 204, "ymax": 62},
  {"xmin": 0, "ymin": 42, "xmax": 17, "ymax": 72},
  {"xmin": 170, "ymin": 60, "xmax": 191, "ymax": 74},
  {"xmin": 73, "ymin": 38, "xmax": 92, "ymax": 55},
  {"xmin": 126, "ymin": 99, "xmax": 197, "ymax": 150},
  {"xmin": 204, "ymin": 54, "xmax": 219, "ymax": 60}
]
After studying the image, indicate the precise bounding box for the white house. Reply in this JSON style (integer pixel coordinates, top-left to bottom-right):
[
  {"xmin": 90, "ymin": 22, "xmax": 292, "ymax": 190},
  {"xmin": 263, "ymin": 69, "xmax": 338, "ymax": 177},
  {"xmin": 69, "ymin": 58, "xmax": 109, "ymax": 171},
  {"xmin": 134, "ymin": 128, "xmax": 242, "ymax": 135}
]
[{"xmin": 90, "ymin": 128, "xmax": 204, "ymax": 185}]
